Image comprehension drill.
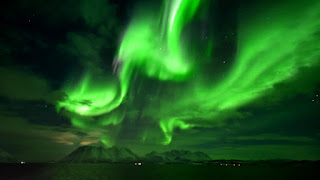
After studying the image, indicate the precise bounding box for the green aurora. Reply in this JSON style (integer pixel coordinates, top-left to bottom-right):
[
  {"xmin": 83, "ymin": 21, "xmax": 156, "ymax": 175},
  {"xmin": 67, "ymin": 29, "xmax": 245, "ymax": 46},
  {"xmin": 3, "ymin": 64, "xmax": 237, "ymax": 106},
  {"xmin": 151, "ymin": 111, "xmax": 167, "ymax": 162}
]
[
  {"xmin": 1, "ymin": 0, "xmax": 320, "ymax": 162},
  {"xmin": 56, "ymin": 0, "xmax": 320, "ymax": 147},
  {"xmin": 57, "ymin": 0, "xmax": 320, "ymax": 148}
]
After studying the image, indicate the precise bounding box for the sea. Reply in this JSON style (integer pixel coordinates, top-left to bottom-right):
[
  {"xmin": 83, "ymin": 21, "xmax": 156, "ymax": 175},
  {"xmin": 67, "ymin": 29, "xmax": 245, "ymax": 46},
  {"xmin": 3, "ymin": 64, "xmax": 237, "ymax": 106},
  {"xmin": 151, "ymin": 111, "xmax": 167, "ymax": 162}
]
[{"xmin": 0, "ymin": 163, "xmax": 319, "ymax": 180}]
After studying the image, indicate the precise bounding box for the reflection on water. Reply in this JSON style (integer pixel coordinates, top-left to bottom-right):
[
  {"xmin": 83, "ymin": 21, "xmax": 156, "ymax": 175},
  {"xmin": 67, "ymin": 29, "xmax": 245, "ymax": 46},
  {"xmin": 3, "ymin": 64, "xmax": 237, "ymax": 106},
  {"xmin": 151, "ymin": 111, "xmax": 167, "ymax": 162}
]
[{"xmin": 0, "ymin": 163, "xmax": 319, "ymax": 180}]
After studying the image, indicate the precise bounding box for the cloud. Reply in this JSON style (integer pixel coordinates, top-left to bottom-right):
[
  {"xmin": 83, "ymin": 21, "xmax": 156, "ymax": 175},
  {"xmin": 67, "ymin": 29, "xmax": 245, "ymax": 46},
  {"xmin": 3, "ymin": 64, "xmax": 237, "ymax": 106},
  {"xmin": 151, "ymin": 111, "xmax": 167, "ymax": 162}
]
[
  {"xmin": 79, "ymin": 0, "xmax": 117, "ymax": 27},
  {"xmin": 58, "ymin": 32, "xmax": 106, "ymax": 73},
  {"xmin": 0, "ymin": 113, "xmax": 108, "ymax": 161},
  {"xmin": 236, "ymin": 133, "xmax": 315, "ymax": 142},
  {"xmin": 205, "ymin": 145, "xmax": 320, "ymax": 160},
  {"xmin": 0, "ymin": 66, "xmax": 67, "ymax": 105},
  {"xmin": 0, "ymin": 66, "xmax": 50, "ymax": 100},
  {"xmin": 49, "ymin": 132, "xmax": 79, "ymax": 146},
  {"xmin": 80, "ymin": 138, "xmax": 100, "ymax": 146}
]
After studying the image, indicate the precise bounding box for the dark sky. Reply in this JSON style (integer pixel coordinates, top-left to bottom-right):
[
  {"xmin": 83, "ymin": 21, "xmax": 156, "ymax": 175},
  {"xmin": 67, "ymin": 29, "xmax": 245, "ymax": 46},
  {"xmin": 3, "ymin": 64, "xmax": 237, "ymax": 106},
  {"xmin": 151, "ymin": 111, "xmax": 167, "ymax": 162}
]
[{"xmin": 0, "ymin": 0, "xmax": 320, "ymax": 162}]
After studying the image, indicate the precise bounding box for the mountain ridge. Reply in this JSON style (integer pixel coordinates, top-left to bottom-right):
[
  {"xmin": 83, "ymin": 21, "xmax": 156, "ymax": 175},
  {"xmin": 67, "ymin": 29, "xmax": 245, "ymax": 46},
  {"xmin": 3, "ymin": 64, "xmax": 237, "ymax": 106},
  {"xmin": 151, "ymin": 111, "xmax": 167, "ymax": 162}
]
[
  {"xmin": 62, "ymin": 146, "xmax": 212, "ymax": 163},
  {"xmin": 61, "ymin": 146, "xmax": 140, "ymax": 163},
  {"xmin": 0, "ymin": 148, "xmax": 17, "ymax": 163},
  {"xmin": 144, "ymin": 149, "xmax": 211, "ymax": 162}
]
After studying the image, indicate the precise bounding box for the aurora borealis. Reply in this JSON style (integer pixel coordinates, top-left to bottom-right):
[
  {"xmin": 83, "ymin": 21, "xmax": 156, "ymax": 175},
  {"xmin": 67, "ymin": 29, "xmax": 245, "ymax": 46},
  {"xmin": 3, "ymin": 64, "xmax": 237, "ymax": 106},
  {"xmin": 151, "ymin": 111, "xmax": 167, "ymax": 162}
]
[{"xmin": 1, "ymin": 0, "xmax": 320, "ymax": 162}]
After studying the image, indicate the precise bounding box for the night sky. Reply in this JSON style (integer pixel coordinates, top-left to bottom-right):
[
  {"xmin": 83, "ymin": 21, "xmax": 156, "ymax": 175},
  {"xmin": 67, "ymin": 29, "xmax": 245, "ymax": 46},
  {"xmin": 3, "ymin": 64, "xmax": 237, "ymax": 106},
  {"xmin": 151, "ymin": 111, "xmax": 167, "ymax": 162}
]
[{"xmin": 1, "ymin": 0, "xmax": 320, "ymax": 162}]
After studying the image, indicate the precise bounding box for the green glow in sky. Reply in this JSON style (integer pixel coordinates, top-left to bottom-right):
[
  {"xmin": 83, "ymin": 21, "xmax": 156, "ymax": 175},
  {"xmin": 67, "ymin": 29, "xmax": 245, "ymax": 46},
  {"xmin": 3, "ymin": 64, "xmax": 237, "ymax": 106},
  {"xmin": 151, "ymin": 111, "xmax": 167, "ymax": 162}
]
[
  {"xmin": 141, "ymin": 0, "xmax": 320, "ymax": 144},
  {"xmin": 57, "ymin": 0, "xmax": 320, "ymax": 146},
  {"xmin": 117, "ymin": 0, "xmax": 200, "ymax": 85},
  {"xmin": 160, "ymin": 118, "xmax": 193, "ymax": 145},
  {"xmin": 57, "ymin": 73, "xmax": 122, "ymax": 116}
]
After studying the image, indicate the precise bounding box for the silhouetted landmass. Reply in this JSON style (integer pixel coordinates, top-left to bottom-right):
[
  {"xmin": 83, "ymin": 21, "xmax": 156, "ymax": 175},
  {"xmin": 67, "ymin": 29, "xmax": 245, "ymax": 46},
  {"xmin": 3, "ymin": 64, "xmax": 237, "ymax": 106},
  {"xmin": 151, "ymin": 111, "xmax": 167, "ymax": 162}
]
[
  {"xmin": 0, "ymin": 148, "xmax": 16, "ymax": 163},
  {"xmin": 62, "ymin": 146, "xmax": 212, "ymax": 163},
  {"xmin": 206, "ymin": 159, "xmax": 320, "ymax": 167},
  {"xmin": 61, "ymin": 146, "xmax": 139, "ymax": 163},
  {"xmin": 60, "ymin": 145, "xmax": 320, "ymax": 167},
  {"xmin": 144, "ymin": 150, "xmax": 211, "ymax": 163}
]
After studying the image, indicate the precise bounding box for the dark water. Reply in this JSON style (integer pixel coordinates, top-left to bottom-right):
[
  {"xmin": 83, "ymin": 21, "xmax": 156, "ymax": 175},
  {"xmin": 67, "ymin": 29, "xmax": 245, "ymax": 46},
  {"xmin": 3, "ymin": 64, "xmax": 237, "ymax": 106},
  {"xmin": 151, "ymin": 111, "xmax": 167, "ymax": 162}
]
[{"xmin": 1, "ymin": 163, "xmax": 319, "ymax": 180}]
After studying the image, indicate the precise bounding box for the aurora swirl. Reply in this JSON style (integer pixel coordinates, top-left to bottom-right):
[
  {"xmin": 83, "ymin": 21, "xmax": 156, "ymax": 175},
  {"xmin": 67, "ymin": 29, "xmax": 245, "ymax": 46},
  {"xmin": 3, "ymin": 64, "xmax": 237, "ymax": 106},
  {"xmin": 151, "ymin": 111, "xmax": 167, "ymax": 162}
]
[{"xmin": 57, "ymin": 0, "xmax": 320, "ymax": 146}]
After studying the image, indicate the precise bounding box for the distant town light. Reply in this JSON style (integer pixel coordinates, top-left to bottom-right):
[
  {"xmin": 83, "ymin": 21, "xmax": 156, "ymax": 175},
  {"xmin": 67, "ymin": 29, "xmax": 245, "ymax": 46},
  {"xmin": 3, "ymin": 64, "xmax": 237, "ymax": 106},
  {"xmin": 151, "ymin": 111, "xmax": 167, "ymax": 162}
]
[
  {"xmin": 225, "ymin": 164, "xmax": 228, "ymax": 166},
  {"xmin": 138, "ymin": 162, "xmax": 142, "ymax": 165},
  {"xmin": 233, "ymin": 164, "xmax": 235, "ymax": 166},
  {"xmin": 238, "ymin": 164, "xmax": 241, "ymax": 166},
  {"xmin": 20, "ymin": 161, "xmax": 25, "ymax": 164},
  {"xmin": 134, "ymin": 163, "xmax": 137, "ymax": 165}
]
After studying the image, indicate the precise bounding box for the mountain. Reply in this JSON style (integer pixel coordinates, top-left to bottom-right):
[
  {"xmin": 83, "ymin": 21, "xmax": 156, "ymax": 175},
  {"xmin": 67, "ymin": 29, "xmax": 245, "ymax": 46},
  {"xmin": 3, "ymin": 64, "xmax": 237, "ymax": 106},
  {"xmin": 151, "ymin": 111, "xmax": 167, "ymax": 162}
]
[
  {"xmin": 144, "ymin": 150, "xmax": 211, "ymax": 163},
  {"xmin": 61, "ymin": 146, "xmax": 139, "ymax": 163},
  {"xmin": 62, "ymin": 146, "xmax": 211, "ymax": 163},
  {"xmin": 0, "ymin": 148, "xmax": 16, "ymax": 163}
]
